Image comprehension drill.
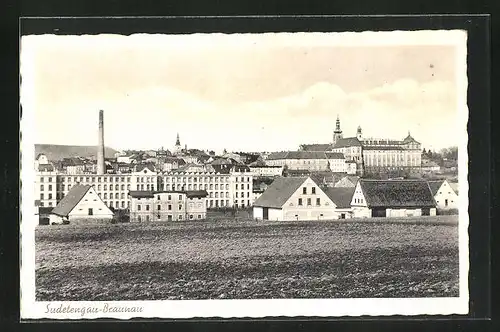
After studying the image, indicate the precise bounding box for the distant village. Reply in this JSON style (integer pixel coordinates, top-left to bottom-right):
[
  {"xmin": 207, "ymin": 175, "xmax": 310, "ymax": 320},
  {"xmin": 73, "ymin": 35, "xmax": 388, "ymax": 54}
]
[{"xmin": 35, "ymin": 111, "xmax": 459, "ymax": 225}]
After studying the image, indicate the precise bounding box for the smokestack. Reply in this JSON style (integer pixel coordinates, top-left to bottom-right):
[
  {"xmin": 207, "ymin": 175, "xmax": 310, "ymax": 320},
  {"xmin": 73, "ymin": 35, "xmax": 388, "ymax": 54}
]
[{"xmin": 97, "ymin": 110, "xmax": 105, "ymax": 175}]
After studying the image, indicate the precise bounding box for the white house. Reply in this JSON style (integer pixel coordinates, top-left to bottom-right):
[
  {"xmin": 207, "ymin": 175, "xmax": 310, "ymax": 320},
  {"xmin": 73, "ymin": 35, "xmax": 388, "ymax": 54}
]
[
  {"xmin": 428, "ymin": 179, "xmax": 459, "ymax": 209},
  {"xmin": 253, "ymin": 176, "xmax": 339, "ymax": 221},
  {"xmin": 350, "ymin": 179, "xmax": 437, "ymax": 218},
  {"xmin": 334, "ymin": 175, "xmax": 360, "ymax": 188},
  {"xmin": 49, "ymin": 185, "xmax": 114, "ymax": 225}
]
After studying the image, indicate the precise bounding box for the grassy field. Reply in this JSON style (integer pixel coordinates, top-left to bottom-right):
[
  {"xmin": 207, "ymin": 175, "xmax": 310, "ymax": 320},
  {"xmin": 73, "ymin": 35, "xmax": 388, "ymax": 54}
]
[{"xmin": 35, "ymin": 215, "xmax": 459, "ymax": 301}]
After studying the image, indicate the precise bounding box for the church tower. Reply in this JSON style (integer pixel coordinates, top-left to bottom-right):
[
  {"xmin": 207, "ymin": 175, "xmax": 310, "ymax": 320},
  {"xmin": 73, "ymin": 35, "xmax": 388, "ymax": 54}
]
[
  {"xmin": 357, "ymin": 125, "xmax": 363, "ymax": 141},
  {"xmin": 333, "ymin": 115, "xmax": 343, "ymax": 145},
  {"xmin": 174, "ymin": 133, "xmax": 182, "ymax": 155}
]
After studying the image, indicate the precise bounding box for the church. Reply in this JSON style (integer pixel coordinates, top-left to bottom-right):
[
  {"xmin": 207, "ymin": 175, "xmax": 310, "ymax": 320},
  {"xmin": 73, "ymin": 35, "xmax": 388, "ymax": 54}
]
[{"xmin": 299, "ymin": 116, "xmax": 422, "ymax": 176}]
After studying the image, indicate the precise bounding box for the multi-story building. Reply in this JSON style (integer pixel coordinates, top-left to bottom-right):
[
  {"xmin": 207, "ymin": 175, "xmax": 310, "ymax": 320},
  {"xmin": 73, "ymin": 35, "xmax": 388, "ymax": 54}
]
[
  {"xmin": 37, "ymin": 161, "xmax": 255, "ymax": 211},
  {"xmin": 128, "ymin": 190, "xmax": 208, "ymax": 222},
  {"xmin": 249, "ymin": 165, "xmax": 284, "ymax": 177},
  {"xmin": 266, "ymin": 151, "xmax": 347, "ymax": 173},
  {"xmin": 35, "ymin": 171, "xmax": 58, "ymax": 207},
  {"xmin": 157, "ymin": 167, "xmax": 254, "ymax": 209},
  {"xmin": 299, "ymin": 117, "xmax": 422, "ymax": 175}
]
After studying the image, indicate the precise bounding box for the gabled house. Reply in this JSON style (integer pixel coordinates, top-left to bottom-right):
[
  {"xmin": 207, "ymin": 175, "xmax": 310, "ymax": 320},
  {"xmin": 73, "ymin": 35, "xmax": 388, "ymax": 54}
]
[
  {"xmin": 253, "ymin": 176, "xmax": 339, "ymax": 221},
  {"xmin": 350, "ymin": 179, "xmax": 437, "ymax": 218},
  {"xmin": 323, "ymin": 187, "xmax": 356, "ymax": 219},
  {"xmin": 49, "ymin": 185, "xmax": 113, "ymax": 225},
  {"xmin": 428, "ymin": 179, "xmax": 459, "ymax": 209}
]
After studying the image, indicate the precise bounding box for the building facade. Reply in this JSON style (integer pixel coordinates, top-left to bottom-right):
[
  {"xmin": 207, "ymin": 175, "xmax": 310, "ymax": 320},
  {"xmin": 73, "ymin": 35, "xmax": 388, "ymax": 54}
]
[
  {"xmin": 428, "ymin": 179, "xmax": 459, "ymax": 210},
  {"xmin": 129, "ymin": 190, "xmax": 208, "ymax": 222}
]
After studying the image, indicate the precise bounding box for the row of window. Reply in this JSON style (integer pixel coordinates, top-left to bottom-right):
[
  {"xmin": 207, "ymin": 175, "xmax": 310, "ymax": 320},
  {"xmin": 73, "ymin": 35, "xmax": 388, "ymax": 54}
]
[
  {"xmin": 162, "ymin": 183, "xmax": 252, "ymax": 191},
  {"xmin": 353, "ymin": 198, "xmax": 364, "ymax": 204},
  {"xmin": 297, "ymin": 197, "xmax": 321, "ymax": 206},
  {"xmin": 302, "ymin": 187, "xmax": 316, "ymax": 195},
  {"xmin": 137, "ymin": 204, "xmax": 183, "ymax": 211},
  {"xmin": 207, "ymin": 199, "xmax": 251, "ymax": 208},
  {"xmin": 136, "ymin": 214, "xmax": 203, "ymax": 222}
]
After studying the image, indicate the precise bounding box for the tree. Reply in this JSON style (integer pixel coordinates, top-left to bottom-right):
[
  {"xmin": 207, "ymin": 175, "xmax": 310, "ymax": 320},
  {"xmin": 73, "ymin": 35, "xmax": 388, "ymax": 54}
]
[{"xmin": 422, "ymin": 148, "xmax": 427, "ymax": 154}]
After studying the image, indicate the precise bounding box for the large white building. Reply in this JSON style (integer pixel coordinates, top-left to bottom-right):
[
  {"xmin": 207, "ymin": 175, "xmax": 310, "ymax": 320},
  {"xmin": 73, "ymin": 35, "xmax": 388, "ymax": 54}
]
[
  {"xmin": 266, "ymin": 151, "xmax": 348, "ymax": 173},
  {"xmin": 35, "ymin": 164, "xmax": 254, "ymax": 210},
  {"xmin": 300, "ymin": 116, "xmax": 422, "ymax": 175}
]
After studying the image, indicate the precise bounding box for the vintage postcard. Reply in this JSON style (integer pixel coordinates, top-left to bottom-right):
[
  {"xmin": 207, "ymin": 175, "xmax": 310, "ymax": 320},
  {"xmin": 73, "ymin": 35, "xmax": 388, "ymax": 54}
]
[{"xmin": 20, "ymin": 29, "xmax": 469, "ymax": 319}]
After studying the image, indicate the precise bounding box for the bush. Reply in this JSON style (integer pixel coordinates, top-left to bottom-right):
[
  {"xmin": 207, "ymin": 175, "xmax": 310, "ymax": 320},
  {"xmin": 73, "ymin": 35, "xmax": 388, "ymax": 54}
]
[{"xmin": 437, "ymin": 208, "xmax": 459, "ymax": 215}]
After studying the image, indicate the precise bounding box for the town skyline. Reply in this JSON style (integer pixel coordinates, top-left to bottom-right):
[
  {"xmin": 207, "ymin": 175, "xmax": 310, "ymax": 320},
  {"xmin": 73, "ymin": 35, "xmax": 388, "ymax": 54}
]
[{"xmin": 22, "ymin": 32, "xmax": 464, "ymax": 153}]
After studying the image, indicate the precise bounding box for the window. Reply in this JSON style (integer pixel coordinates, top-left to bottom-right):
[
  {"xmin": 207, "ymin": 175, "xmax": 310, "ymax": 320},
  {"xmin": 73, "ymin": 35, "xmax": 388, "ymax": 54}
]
[
  {"xmin": 110, "ymin": 193, "xmax": 114, "ymax": 199},
  {"xmin": 157, "ymin": 214, "xmax": 161, "ymax": 220},
  {"xmin": 303, "ymin": 187, "xmax": 307, "ymax": 194},
  {"xmin": 110, "ymin": 202, "xmax": 113, "ymax": 208},
  {"xmin": 307, "ymin": 198, "xmax": 312, "ymax": 206},
  {"xmin": 138, "ymin": 215, "xmax": 142, "ymax": 222},
  {"xmin": 157, "ymin": 204, "xmax": 161, "ymax": 210},
  {"xmin": 48, "ymin": 193, "xmax": 52, "ymax": 199},
  {"xmin": 121, "ymin": 201, "xmax": 125, "ymax": 208},
  {"xmin": 146, "ymin": 205, "xmax": 150, "ymax": 211},
  {"xmin": 298, "ymin": 198, "xmax": 302, "ymax": 206},
  {"xmin": 115, "ymin": 184, "xmax": 119, "ymax": 190},
  {"xmin": 312, "ymin": 187, "xmax": 316, "ymax": 194},
  {"xmin": 198, "ymin": 215, "xmax": 202, "ymax": 219},
  {"xmin": 40, "ymin": 193, "xmax": 44, "ymax": 200},
  {"xmin": 190, "ymin": 214, "xmax": 194, "ymax": 220},
  {"xmin": 88, "ymin": 208, "xmax": 93, "ymax": 215},
  {"xmin": 40, "ymin": 177, "xmax": 44, "ymax": 183},
  {"xmin": 104, "ymin": 193, "xmax": 107, "ymax": 199},
  {"xmin": 40, "ymin": 184, "xmax": 44, "ymax": 191},
  {"xmin": 179, "ymin": 195, "xmax": 182, "ymax": 200},
  {"xmin": 316, "ymin": 198, "xmax": 320, "ymax": 206},
  {"xmin": 138, "ymin": 205, "xmax": 141, "ymax": 211},
  {"xmin": 168, "ymin": 204, "xmax": 172, "ymax": 210},
  {"xmin": 168, "ymin": 195, "xmax": 171, "ymax": 200},
  {"xmin": 236, "ymin": 184, "xmax": 239, "ymax": 190},
  {"xmin": 179, "ymin": 205, "xmax": 182, "ymax": 210}
]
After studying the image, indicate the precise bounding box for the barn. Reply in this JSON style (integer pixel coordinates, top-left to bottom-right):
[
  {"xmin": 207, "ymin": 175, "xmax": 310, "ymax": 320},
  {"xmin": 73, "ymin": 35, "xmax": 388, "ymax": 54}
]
[
  {"xmin": 253, "ymin": 176, "xmax": 339, "ymax": 221},
  {"xmin": 350, "ymin": 179, "xmax": 437, "ymax": 218},
  {"xmin": 323, "ymin": 187, "xmax": 356, "ymax": 219},
  {"xmin": 49, "ymin": 184, "xmax": 114, "ymax": 225}
]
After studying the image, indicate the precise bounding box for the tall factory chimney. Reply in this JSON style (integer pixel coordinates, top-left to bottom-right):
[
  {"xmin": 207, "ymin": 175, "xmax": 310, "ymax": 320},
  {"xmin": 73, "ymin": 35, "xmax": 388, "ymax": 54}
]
[{"xmin": 97, "ymin": 110, "xmax": 106, "ymax": 175}]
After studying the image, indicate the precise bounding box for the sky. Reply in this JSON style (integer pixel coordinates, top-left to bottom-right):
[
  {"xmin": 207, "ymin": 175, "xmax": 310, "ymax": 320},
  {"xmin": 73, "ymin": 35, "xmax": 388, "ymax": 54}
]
[{"xmin": 20, "ymin": 31, "xmax": 467, "ymax": 154}]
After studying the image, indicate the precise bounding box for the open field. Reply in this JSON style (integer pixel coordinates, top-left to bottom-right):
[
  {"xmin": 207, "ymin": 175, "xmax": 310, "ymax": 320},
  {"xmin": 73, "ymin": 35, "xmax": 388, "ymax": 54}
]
[{"xmin": 35, "ymin": 215, "xmax": 459, "ymax": 301}]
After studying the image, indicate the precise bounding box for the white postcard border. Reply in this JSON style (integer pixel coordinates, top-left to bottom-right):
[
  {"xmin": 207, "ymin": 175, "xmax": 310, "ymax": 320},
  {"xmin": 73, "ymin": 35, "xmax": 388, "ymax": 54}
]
[{"xmin": 20, "ymin": 29, "xmax": 470, "ymax": 319}]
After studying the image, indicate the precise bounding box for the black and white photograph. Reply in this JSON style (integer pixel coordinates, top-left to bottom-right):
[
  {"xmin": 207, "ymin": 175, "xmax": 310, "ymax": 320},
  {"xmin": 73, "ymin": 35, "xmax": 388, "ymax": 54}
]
[{"xmin": 20, "ymin": 27, "xmax": 469, "ymax": 319}]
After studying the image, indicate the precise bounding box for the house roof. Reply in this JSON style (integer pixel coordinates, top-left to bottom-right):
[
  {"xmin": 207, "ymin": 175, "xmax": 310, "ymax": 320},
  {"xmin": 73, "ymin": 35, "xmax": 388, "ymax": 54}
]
[
  {"xmin": 286, "ymin": 151, "xmax": 328, "ymax": 159},
  {"xmin": 186, "ymin": 190, "xmax": 209, "ymax": 198},
  {"xmin": 325, "ymin": 152, "xmax": 345, "ymax": 159},
  {"xmin": 324, "ymin": 187, "xmax": 356, "ymax": 208},
  {"xmin": 427, "ymin": 180, "xmax": 445, "ymax": 196},
  {"xmin": 128, "ymin": 191, "xmax": 155, "ymax": 198},
  {"xmin": 267, "ymin": 151, "xmax": 289, "ymax": 160},
  {"xmin": 38, "ymin": 164, "xmax": 54, "ymax": 172},
  {"xmin": 253, "ymin": 177, "xmax": 307, "ymax": 208},
  {"xmin": 333, "ymin": 137, "xmax": 362, "ymax": 148},
  {"xmin": 299, "ymin": 144, "xmax": 333, "ymax": 152},
  {"xmin": 51, "ymin": 185, "xmax": 91, "ymax": 217},
  {"xmin": 448, "ymin": 182, "xmax": 459, "ymax": 195},
  {"xmin": 134, "ymin": 164, "xmax": 156, "ymax": 173},
  {"xmin": 38, "ymin": 207, "xmax": 54, "ymax": 215},
  {"xmin": 359, "ymin": 179, "xmax": 436, "ymax": 208}
]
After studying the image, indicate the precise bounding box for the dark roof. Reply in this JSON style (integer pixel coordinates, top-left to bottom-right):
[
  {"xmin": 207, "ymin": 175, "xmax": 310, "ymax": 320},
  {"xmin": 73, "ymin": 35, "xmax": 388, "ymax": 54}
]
[
  {"xmin": 211, "ymin": 164, "xmax": 231, "ymax": 174},
  {"xmin": 299, "ymin": 144, "xmax": 333, "ymax": 152},
  {"xmin": 186, "ymin": 190, "xmax": 208, "ymax": 198},
  {"xmin": 249, "ymin": 159, "xmax": 267, "ymax": 167},
  {"xmin": 267, "ymin": 151, "xmax": 289, "ymax": 160},
  {"xmin": 253, "ymin": 177, "xmax": 307, "ymax": 208},
  {"xmin": 129, "ymin": 190, "xmax": 208, "ymax": 198},
  {"xmin": 359, "ymin": 180, "xmax": 436, "ymax": 208},
  {"xmin": 128, "ymin": 190, "xmax": 155, "ymax": 198},
  {"xmin": 403, "ymin": 134, "xmax": 420, "ymax": 144},
  {"xmin": 51, "ymin": 185, "xmax": 91, "ymax": 217},
  {"xmin": 325, "ymin": 152, "xmax": 345, "ymax": 159},
  {"xmin": 427, "ymin": 180, "xmax": 445, "ymax": 196},
  {"xmin": 324, "ymin": 187, "xmax": 356, "ymax": 208},
  {"xmin": 232, "ymin": 165, "xmax": 251, "ymax": 172},
  {"xmin": 333, "ymin": 137, "xmax": 362, "ymax": 148},
  {"xmin": 38, "ymin": 164, "xmax": 54, "ymax": 172},
  {"xmin": 135, "ymin": 164, "xmax": 156, "ymax": 172}
]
